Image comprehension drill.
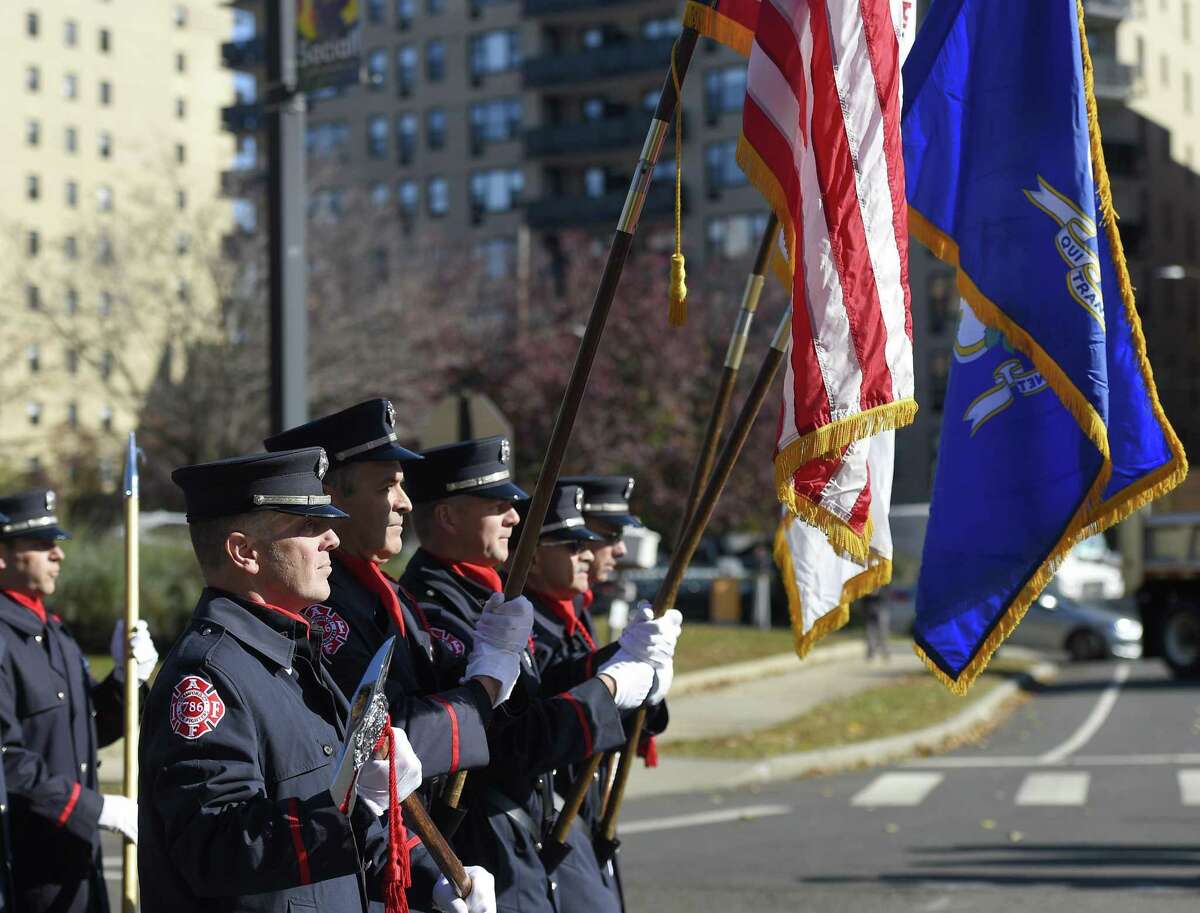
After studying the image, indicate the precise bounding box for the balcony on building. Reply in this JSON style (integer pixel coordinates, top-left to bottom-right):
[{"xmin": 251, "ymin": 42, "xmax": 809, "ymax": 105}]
[
  {"xmin": 1091, "ymin": 57, "xmax": 1137, "ymax": 101},
  {"xmin": 222, "ymin": 36, "xmax": 266, "ymax": 71},
  {"xmin": 526, "ymin": 182, "xmax": 679, "ymax": 229},
  {"xmin": 524, "ymin": 35, "xmax": 676, "ymax": 87},
  {"xmin": 526, "ymin": 110, "xmax": 680, "ymax": 157},
  {"xmin": 523, "ymin": 0, "xmax": 643, "ymax": 15},
  {"xmin": 1082, "ymin": 0, "xmax": 1131, "ymax": 25},
  {"xmin": 222, "ymin": 102, "xmax": 265, "ymax": 133}
]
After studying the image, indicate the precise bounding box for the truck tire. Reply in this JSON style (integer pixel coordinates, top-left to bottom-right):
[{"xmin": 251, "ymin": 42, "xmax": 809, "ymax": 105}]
[
  {"xmin": 1066, "ymin": 629, "xmax": 1105, "ymax": 662},
  {"xmin": 1160, "ymin": 605, "xmax": 1200, "ymax": 678}
]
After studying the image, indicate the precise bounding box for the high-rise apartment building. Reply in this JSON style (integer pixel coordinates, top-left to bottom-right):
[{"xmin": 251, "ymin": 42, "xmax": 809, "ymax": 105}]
[{"xmin": 0, "ymin": 2, "xmax": 234, "ymax": 485}]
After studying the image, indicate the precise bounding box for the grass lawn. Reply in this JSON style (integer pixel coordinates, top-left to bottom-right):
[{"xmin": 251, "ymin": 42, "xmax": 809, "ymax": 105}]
[
  {"xmin": 87, "ymin": 655, "xmax": 115, "ymax": 681},
  {"xmin": 664, "ymin": 657, "xmax": 1036, "ymax": 760},
  {"xmin": 594, "ymin": 620, "xmax": 802, "ymax": 676}
]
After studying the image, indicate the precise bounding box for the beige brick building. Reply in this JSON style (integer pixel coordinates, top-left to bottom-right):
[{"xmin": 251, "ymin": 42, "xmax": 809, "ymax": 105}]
[{"xmin": 0, "ymin": 2, "xmax": 233, "ymax": 486}]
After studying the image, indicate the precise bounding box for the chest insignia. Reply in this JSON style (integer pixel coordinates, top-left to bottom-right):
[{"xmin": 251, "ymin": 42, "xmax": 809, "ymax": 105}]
[
  {"xmin": 428, "ymin": 627, "xmax": 466, "ymax": 657},
  {"xmin": 303, "ymin": 605, "xmax": 350, "ymax": 656}
]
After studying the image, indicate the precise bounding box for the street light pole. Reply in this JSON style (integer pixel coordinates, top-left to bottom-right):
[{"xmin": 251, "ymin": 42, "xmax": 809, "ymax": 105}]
[{"xmin": 266, "ymin": 0, "xmax": 308, "ymax": 434}]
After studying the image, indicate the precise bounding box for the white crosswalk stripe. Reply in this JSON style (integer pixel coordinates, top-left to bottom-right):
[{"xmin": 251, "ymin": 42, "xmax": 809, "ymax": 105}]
[
  {"xmin": 851, "ymin": 772, "xmax": 944, "ymax": 807},
  {"xmin": 1177, "ymin": 769, "xmax": 1200, "ymax": 805},
  {"xmin": 1013, "ymin": 772, "xmax": 1090, "ymax": 806}
]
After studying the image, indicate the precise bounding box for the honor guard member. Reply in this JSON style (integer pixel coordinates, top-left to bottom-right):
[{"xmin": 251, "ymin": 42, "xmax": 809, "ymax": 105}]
[
  {"xmin": 0, "ymin": 508, "xmax": 12, "ymax": 913},
  {"xmin": 0, "ymin": 490, "xmax": 157, "ymax": 913},
  {"xmin": 139, "ymin": 449, "xmax": 445, "ymax": 913},
  {"xmin": 263, "ymin": 401, "xmax": 529, "ymax": 790},
  {"xmin": 402, "ymin": 439, "xmax": 657, "ymax": 913}
]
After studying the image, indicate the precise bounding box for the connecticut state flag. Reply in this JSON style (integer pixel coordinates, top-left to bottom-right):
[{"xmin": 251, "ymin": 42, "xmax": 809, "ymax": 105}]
[{"xmin": 904, "ymin": 0, "xmax": 1187, "ymax": 692}]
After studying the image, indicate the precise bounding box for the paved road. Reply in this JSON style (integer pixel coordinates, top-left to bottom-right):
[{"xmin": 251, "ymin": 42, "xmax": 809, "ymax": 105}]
[{"xmin": 618, "ymin": 658, "xmax": 1200, "ymax": 912}]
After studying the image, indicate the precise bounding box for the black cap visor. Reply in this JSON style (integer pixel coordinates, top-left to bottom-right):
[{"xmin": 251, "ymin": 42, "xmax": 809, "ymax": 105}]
[
  {"xmin": 542, "ymin": 525, "xmax": 605, "ymax": 547},
  {"xmin": 271, "ymin": 503, "xmax": 350, "ymax": 520},
  {"xmin": 351, "ymin": 441, "xmax": 423, "ymax": 464},
  {"xmin": 470, "ymin": 480, "xmax": 530, "ymax": 502},
  {"xmin": 3, "ymin": 525, "xmax": 72, "ymax": 542}
]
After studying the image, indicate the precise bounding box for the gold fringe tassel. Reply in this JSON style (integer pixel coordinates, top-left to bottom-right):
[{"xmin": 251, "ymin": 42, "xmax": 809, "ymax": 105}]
[
  {"xmin": 668, "ymin": 42, "xmax": 688, "ymax": 327},
  {"xmin": 681, "ymin": 1, "xmax": 754, "ymax": 57},
  {"xmin": 907, "ymin": 1, "xmax": 1188, "ymax": 695}
]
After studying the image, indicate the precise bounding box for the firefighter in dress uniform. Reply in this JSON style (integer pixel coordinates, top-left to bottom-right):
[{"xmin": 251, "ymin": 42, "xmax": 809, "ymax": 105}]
[
  {"xmin": 0, "ymin": 490, "xmax": 157, "ymax": 913},
  {"xmin": 138, "ymin": 448, "xmax": 487, "ymax": 913},
  {"xmin": 399, "ymin": 439, "xmax": 660, "ymax": 913}
]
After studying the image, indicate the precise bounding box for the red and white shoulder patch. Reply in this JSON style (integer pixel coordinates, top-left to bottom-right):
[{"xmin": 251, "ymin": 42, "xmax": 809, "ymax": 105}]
[
  {"xmin": 429, "ymin": 627, "xmax": 466, "ymax": 657},
  {"xmin": 303, "ymin": 605, "xmax": 350, "ymax": 657},
  {"xmin": 170, "ymin": 675, "xmax": 227, "ymax": 740}
]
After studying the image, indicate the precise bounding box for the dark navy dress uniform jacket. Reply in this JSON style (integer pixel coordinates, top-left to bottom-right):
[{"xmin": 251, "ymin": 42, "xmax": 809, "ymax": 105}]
[
  {"xmin": 0, "ymin": 591, "xmax": 126, "ymax": 913},
  {"xmin": 400, "ymin": 550, "xmax": 627, "ymax": 913},
  {"xmin": 138, "ymin": 589, "xmax": 395, "ymax": 913}
]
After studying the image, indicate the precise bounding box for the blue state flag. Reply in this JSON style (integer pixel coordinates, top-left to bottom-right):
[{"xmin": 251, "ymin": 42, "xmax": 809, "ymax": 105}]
[{"xmin": 902, "ymin": 0, "xmax": 1187, "ymax": 692}]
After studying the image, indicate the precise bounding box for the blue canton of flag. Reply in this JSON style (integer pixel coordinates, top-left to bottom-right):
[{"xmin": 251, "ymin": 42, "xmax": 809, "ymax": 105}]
[{"xmin": 902, "ymin": 0, "xmax": 1187, "ymax": 692}]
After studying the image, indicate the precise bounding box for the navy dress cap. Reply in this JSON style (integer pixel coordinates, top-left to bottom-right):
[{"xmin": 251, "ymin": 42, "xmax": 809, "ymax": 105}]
[
  {"xmin": 171, "ymin": 448, "xmax": 349, "ymax": 523},
  {"xmin": 518, "ymin": 484, "xmax": 604, "ymax": 547},
  {"xmin": 263, "ymin": 398, "xmax": 421, "ymax": 466},
  {"xmin": 0, "ymin": 489, "xmax": 71, "ymax": 541},
  {"xmin": 405, "ymin": 436, "xmax": 529, "ymax": 503},
  {"xmin": 558, "ymin": 475, "xmax": 643, "ymax": 528}
]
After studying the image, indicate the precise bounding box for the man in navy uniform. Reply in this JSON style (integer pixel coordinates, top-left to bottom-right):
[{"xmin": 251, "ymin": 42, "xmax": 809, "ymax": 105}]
[
  {"xmin": 0, "ymin": 490, "xmax": 157, "ymax": 913},
  {"xmin": 0, "ymin": 505, "xmax": 12, "ymax": 913},
  {"xmin": 139, "ymin": 448, "xmax": 492, "ymax": 913},
  {"xmin": 263, "ymin": 401, "xmax": 530, "ymax": 794},
  {"xmin": 521, "ymin": 483, "xmax": 678, "ymax": 913},
  {"xmin": 402, "ymin": 439, "xmax": 658, "ymax": 913}
]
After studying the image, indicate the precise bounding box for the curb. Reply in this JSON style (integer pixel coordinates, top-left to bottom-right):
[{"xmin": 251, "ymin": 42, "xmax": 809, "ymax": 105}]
[
  {"xmin": 629, "ymin": 660, "xmax": 1058, "ymax": 799},
  {"xmin": 671, "ymin": 639, "xmax": 864, "ymax": 698}
]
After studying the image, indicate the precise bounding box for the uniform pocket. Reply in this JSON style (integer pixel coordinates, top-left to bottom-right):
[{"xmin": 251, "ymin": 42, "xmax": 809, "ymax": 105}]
[{"xmin": 287, "ymin": 899, "xmax": 318, "ymax": 912}]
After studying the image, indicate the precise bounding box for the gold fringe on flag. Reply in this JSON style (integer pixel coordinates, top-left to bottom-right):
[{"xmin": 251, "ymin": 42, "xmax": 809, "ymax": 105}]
[{"xmin": 668, "ymin": 41, "xmax": 688, "ymax": 327}]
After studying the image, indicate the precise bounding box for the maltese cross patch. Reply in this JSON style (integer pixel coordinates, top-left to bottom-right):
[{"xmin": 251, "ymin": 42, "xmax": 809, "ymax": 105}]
[{"xmin": 170, "ymin": 675, "xmax": 226, "ymax": 740}]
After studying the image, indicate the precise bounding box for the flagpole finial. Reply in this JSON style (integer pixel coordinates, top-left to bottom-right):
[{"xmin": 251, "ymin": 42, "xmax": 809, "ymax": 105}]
[{"xmin": 668, "ymin": 39, "xmax": 688, "ymax": 328}]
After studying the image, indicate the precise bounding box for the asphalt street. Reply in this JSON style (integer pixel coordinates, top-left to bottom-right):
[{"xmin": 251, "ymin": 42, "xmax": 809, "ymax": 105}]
[
  {"xmin": 617, "ymin": 658, "xmax": 1200, "ymax": 913},
  {"xmin": 101, "ymin": 657, "xmax": 1200, "ymax": 911}
]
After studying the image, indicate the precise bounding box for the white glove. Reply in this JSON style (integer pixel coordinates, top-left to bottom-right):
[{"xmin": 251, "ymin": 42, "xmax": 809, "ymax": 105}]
[
  {"xmin": 98, "ymin": 794, "xmax": 138, "ymax": 843},
  {"xmin": 356, "ymin": 727, "xmax": 423, "ymax": 816},
  {"xmin": 597, "ymin": 648, "xmax": 655, "ymax": 711},
  {"xmin": 619, "ymin": 605, "xmax": 682, "ymax": 667},
  {"xmin": 463, "ymin": 593, "xmax": 534, "ymax": 707},
  {"xmin": 433, "ymin": 865, "xmax": 496, "ymax": 913},
  {"xmin": 111, "ymin": 619, "xmax": 158, "ymax": 683},
  {"xmin": 647, "ymin": 656, "xmax": 673, "ymax": 705}
]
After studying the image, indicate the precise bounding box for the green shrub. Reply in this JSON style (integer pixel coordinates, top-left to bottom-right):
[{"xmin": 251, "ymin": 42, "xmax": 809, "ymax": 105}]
[{"xmin": 51, "ymin": 535, "xmax": 203, "ymax": 654}]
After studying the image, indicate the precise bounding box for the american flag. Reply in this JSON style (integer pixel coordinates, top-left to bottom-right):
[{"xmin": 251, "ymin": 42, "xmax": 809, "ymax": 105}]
[{"xmin": 685, "ymin": 0, "xmax": 916, "ymax": 561}]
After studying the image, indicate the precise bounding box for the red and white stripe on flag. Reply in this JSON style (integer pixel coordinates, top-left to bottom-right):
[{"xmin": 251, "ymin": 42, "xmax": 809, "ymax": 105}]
[{"xmin": 685, "ymin": 0, "xmax": 916, "ymax": 561}]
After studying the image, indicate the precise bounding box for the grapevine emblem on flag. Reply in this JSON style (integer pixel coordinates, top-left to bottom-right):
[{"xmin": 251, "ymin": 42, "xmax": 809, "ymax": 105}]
[{"xmin": 170, "ymin": 675, "xmax": 227, "ymax": 740}]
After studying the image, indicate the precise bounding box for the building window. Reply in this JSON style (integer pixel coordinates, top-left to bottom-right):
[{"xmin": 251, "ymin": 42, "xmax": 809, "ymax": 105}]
[
  {"xmin": 427, "ymin": 39, "xmax": 446, "ymax": 81},
  {"xmin": 428, "ymin": 176, "xmax": 449, "ymax": 216},
  {"xmin": 428, "ymin": 0, "xmax": 445, "ymax": 13},
  {"xmin": 26, "ymin": 231, "xmax": 40, "ymax": 257},
  {"xmin": 370, "ymin": 182, "xmax": 391, "ymax": 209},
  {"xmin": 175, "ymin": 143, "xmax": 187, "ymax": 164},
  {"xmin": 398, "ymin": 179, "xmax": 419, "ymax": 216},
  {"xmin": 177, "ymin": 189, "xmax": 188, "ymax": 211},
  {"xmin": 99, "ymin": 28, "xmax": 111, "ymax": 53},
  {"xmin": 26, "ymin": 65, "xmax": 40, "ymax": 92},
  {"xmin": 396, "ymin": 112, "xmax": 418, "ymax": 163},
  {"xmin": 97, "ymin": 185, "xmax": 113, "ymax": 212},
  {"xmin": 367, "ymin": 49, "xmax": 388, "ymax": 90},
  {"xmin": 368, "ymin": 0, "xmax": 387, "ymax": 23},
  {"xmin": 175, "ymin": 5, "xmax": 188, "ymax": 27},
  {"xmin": 96, "ymin": 235, "xmax": 114, "ymax": 265},
  {"xmin": 641, "ymin": 16, "xmax": 679, "ymax": 39},
  {"xmin": 27, "ymin": 402, "xmax": 42, "ymax": 427},
  {"xmin": 476, "ymin": 238, "xmax": 517, "ymax": 279},
  {"xmin": 66, "ymin": 288, "xmax": 79, "ymax": 315},
  {"xmin": 99, "ymin": 80, "xmax": 113, "ymax": 105},
  {"xmin": 64, "ymin": 19, "xmax": 78, "ymax": 46},
  {"xmin": 99, "ymin": 131, "xmax": 113, "ymax": 158},
  {"xmin": 67, "ymin": 402, "xmax": 78, "ymax": 427},
  {"xmin": 705, "ymin": 140, "xmax": 747, "ymax": 193},
  {"xmin": 176, "ymin": 97, "xmax": 187, "ymax": 118},
  {"xmin": 176, "ymin": 52, "xmax": 187, "ymax": 73},
  {"xmin": 99, "ymin": 291, "xmax": 113, "ymax": 316},
  {"xmin": 705, "ymin": 65, "xmax": 746, "ymax": 121},
  {"xmin": 27, "ymin": 174, "xmax": 40, "ymax": 201},
  {"xmin": 100, "ymin": 404, "xmax": 114, "ymax": 433},
  {"xmin": 427, "ymin": 108, "xmax": 447, "ymax": 150},
  {"xmin": 470, "ymin": 168, "xmax": 524, "ymax": 214},
  {"xmin": 65, "ymin": 126, "xmax": 78, "ymax": 153},
  {"xmin": 582, "ymin": 27, "xmax": 605, "ymax": 49},
  {"xmin": 176, "ymin": 232, "xmax": 190, "ymax": 255},
  {"xmin": 63, "ymin": 73, "xmax": 78, "ymax": 99},
  {"xmin": 65, "ymin": 236, "xmax": 79, "ymax": 260},
  {"xmin": 1160, "ymin": 52, "xmax": 1169, "ymax": 87},
  {"xmin": 470, "ymin": 98, "xmax": 523, "ymax": 146},
  {"xmin": 367, "ymin": 115, "xmax": 389, "ymax": 158},
  {"xmin": 67, "ymin": 179, "xmax": 80, "ymax": 207},
  {"xmin": 26, "ymin": 119, "xmax": 40, "ymax": 146},
  {"xmin": 307, "ymin": 120, "xmax": 351, "ymax": 161},
  {"xmin": 27, "ymin": 345, "xmax": 41, "ymax": 374},
  {"xmin": 395, "ymin": 0, "xmax": 415, "ymax": 29},
  {"xmin": 27, "ymin": 284, "xmax": 41, "ymax": 310},
  {"xmin": 396, "ymin": 45, "xmax": 417, "ymax": 95},
  {"xmin": 584, "ymin": 167, "xmax": 607, "ymax": 198},
  {"xmin": 705, "ymin": 212, "xmax": 770, "ymax": 259},
  {"xmin": 470, "ymin": 29, "xmax": 520, "ymax": 80},
  {"xmin": 26, "ymin": 11, "xmax": 39, "ymax": 36}
]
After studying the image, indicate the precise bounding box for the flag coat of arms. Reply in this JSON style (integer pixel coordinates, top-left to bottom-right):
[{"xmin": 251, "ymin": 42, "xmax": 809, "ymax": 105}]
[
  {"xmin": 685, "ymin": 0, "xmax": 917, "ymax": 564},
  {"xmin": 903, "ymin": 0, "xmax": 1187, "ymax": 692}
]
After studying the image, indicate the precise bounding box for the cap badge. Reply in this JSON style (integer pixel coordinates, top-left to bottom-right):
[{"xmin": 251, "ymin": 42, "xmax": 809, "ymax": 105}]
[
  {"xmin": 317, "ymin": 449, "xmax": 330, "ymax": 480},
  {"xmin": 385, "ymin": 400, "xmax": 396, "ymax": 428},
  {"xmin": 500, "ymin": 440, "xmax": 510, "ymax": 464},
  {"xmin": 624, "ymin": 479, "xmax": 635, "ymax": 500},
  {"xmin": 45, "ymin": 491, "xmax": 56, "ymax": 512},
  {"xmin": 574, "ymin": 488, "xmax": 584, "ymax": 511}
]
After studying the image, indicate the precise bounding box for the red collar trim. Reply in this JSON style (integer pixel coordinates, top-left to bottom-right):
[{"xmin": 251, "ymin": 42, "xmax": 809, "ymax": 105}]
[
  {"xmin": 3, "ymin": 589, "xmax": 47, "ymax": 624},
  {"xmin": 581, "ymin": 589, "xmax": 596, "ymax": 611},
  {"xmin": 251, "ymin": 598, "xmax": 311, "ymax": 636},
  {"xmin": 335, "ymin": 552, "xmax": 406, "ymax": 636},
  {"xmin": 433, "ymin": 555, "xmax": 503, "ymax": 594},
  {"xmin": 532, "ymin": 589, "xmax": 596, "ymax": 650}
]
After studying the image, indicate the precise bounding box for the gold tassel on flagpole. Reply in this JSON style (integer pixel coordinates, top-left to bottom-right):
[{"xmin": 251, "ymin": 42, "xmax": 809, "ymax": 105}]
[{"xmin": 668, "ymin": 41, "xmax": 688, "ymax": 327}]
